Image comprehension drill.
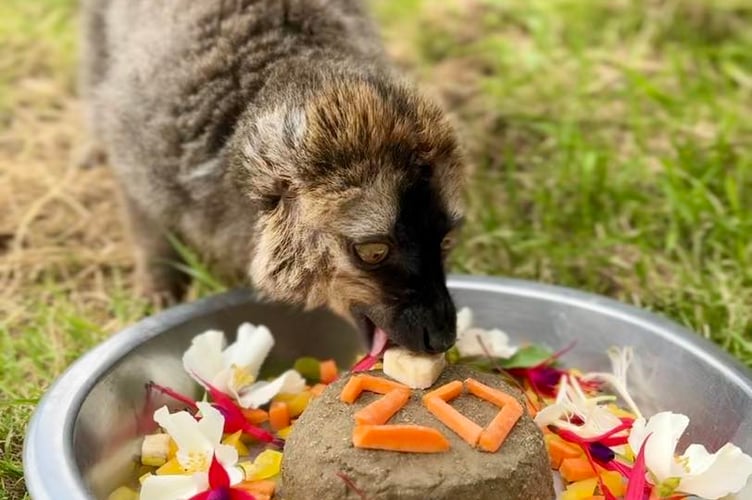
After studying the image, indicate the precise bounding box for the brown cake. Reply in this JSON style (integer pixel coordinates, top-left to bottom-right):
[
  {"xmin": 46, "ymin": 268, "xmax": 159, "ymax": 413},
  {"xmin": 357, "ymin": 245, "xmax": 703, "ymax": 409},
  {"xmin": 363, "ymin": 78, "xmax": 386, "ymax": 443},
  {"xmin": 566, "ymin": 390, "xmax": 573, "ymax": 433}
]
[{"xmin": 281, "ymin": 365, "xmax": 554, "ymax": 500}]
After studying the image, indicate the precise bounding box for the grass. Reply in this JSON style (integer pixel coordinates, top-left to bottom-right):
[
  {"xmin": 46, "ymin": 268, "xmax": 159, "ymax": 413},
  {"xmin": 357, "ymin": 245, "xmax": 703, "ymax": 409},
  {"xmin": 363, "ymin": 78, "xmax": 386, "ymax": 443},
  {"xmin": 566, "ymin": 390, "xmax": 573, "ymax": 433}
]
[{"xmin": 0, "ymin": 0, "xmax": 751, "ymax": 497}]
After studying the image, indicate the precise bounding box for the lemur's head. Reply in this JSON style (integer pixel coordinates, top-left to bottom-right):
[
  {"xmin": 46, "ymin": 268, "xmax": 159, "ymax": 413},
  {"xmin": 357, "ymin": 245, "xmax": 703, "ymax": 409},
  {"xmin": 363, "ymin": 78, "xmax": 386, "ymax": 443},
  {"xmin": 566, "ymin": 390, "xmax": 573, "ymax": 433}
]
[{"xmin": 229, "ymin": 75, "xmax": 465, "ymax": 355}]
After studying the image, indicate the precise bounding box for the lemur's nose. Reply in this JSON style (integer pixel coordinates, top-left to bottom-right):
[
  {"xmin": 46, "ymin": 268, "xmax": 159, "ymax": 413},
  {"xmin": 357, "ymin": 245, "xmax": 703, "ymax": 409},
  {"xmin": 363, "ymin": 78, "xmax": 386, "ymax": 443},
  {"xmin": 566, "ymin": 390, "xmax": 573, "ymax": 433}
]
[{"xmin": 392, "ymin": 282, "xmax": 457, "ymax": 354}]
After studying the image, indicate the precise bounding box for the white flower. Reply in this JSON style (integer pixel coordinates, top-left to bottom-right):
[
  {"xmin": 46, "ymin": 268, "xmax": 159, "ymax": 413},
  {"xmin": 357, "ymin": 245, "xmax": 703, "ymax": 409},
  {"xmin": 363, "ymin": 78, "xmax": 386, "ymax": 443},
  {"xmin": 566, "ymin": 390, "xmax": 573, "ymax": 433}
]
[
  {"xmin": 534, "ymin": 375, "xmax": 623, "ymax": 439},
  {"xmin": 582, "ymin": 346, "xmax": 642, "ymax": 419},
  {"xmin": 139, "ymin": 402, "xmax": 243, "ymax": 500},
  {"xmin": 182, "ymin": 323, "xmax": 306, "ymax": 408},
  {"xmin": 628, "ymin": 411, "xmax": 752, "ymax": 499},
  {"xmin": 454, "ymin": 307, "xmax": 518, "ymax": 359}
]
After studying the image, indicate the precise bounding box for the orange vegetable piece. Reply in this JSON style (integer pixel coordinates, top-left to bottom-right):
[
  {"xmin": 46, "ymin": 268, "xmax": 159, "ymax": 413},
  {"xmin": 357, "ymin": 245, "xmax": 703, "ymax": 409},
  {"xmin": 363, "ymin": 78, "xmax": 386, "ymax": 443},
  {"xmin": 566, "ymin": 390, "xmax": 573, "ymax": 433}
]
[
  {"xmin": 242, "ymin": 408, "xmax": 269, "ymax": 424},
  {"xmin": 269, "ymin": 401, "xmax": 290, "ymax": 431},
  {"xmin": 352, "ymin": 424, "xmax": 450, "ymax": 453},
  {"xmin": 340, "ymin": 374, "xmax": 409, "ymax": 404},
  {"xmin": 236, "ymin": 479, "xmax": 275, "ymax": 496},
  {"xmin": 584, "ymin": 497, "xmax": 605, "ymax": 500},
  {"xmin": 477, "ymin": 400, "xmax": 523, "ymax": 453},
  {"xmin": 359, "ymin": 374, "xmax": 409, "ymax": 394},
  {"xmin": 310, "ymin": 383, "xmax": 327, "ymax": 397},
  {"xmin": 424, "ymin": 396, "xmax": 482, "ymax": 447},
  {"xmin": 560, "ymin": 456, "xmax": 598, "ymax": 482},
  {"xmin": 465, "ymin": 378, "xmax": 519, "ymax": 407},
  {"xmin": 354, "ymin": 388, "xmax": 410, "ymax": 425},
  {"xmin": 339, "ymin": 376, "xmax": 364, "ymax": 404},
  {"xmin": 319, "ymin": 359, "xmax": 339, "ymax": 384},
  {"xmin": 423, "ymin": 380, "xmax": 463, "ymax": 402},
  {"xmin": 545, "ymin": 434, "xmax": 583, "ymax": 469}
]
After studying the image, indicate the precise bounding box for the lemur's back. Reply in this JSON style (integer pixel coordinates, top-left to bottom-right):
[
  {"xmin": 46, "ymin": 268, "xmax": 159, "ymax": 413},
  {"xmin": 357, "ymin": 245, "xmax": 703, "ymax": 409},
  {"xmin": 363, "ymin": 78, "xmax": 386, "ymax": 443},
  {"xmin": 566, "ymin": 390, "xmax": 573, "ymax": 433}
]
[{"xmin": 80, "ymin": 0, "xmax": 388, "ymax": 278}]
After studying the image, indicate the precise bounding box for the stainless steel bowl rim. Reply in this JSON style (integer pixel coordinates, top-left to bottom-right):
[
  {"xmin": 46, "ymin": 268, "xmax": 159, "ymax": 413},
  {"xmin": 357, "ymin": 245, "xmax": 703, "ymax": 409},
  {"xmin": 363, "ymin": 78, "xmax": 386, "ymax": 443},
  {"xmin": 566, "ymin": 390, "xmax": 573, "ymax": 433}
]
[{"xmin": 23, "ymin": 274, "xmax": 752, "ymax": 500}]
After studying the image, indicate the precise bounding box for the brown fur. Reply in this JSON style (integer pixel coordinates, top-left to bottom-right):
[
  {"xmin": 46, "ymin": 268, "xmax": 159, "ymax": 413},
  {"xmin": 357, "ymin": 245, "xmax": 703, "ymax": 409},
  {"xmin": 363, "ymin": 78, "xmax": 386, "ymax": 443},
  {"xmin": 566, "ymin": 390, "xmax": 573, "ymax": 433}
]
[{"xmin": 82, "ymin": 0, "xmax": 465, "ymax": 352}]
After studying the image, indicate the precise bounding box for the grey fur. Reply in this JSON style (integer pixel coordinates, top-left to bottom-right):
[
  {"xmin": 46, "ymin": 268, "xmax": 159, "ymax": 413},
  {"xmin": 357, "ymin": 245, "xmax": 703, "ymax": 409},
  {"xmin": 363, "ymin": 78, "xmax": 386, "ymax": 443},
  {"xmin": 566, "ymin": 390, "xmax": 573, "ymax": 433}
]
[{"xmin": 81, "ymin": 0, "xmax": 465, "ymax": 352}]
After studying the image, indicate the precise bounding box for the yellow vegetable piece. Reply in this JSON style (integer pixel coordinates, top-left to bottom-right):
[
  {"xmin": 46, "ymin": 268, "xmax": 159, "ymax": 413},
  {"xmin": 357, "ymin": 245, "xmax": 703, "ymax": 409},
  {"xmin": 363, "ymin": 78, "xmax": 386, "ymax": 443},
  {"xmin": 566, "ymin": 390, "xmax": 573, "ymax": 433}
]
[
  {"xmin": 107, "ymin": 486, "xmax": 138, "ymax": 500},
  {"xmin": 277, "ymin": 426, "xmax": 294, "ymax": 439},
  {"xmin": 223, "ymin": 430, "xmax": 250, "ymax": 456},
  {"xmin": 601, "ymin": 470, "xmax": 626, "ymax": 496},
  {"xmin": 141, "ymin": 433, "xmax": 171, "ymax": 467},
  {"xmin": 168, "ymin": 438, "xmax": 178, "ymax": 460},
  {"xmin": 285, "ymin": 392, "xmax": 311, "ymax": 417},
  {"xmin": 561, "ymin": 477, "xmax": 598, "ymax": 500},
  {"xmin": 156, "ymin": 457, "xmax": 185, "ymax": 475},
  {"xmin": 241, "ymin": 450, "xmax": 284, "ymax": 481}
]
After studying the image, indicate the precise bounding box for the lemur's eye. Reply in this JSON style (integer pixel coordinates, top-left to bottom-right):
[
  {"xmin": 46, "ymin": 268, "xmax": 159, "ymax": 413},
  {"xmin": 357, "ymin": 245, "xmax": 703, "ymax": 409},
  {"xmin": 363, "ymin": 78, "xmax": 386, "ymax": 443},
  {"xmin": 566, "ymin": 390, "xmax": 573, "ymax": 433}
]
[{"xmin": 354, "ymin": 242, "xmax": 390, "ymax": 265}]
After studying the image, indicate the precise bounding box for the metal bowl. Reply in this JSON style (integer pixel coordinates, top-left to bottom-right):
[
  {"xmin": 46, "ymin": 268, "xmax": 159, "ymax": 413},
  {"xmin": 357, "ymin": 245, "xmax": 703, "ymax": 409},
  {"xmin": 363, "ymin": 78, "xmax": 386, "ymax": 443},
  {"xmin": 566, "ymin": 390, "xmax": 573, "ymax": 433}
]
[{"xmin": 24, "ymin": 275, "xmax": 752, "ymax": 500}]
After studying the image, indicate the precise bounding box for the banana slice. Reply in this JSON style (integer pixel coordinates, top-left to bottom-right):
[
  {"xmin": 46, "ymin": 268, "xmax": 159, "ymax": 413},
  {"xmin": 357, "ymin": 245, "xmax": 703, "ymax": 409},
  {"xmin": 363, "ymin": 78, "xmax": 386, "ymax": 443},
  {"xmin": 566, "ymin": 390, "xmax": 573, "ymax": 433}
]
[{"xmin": 382, "ymin": 347, "xmax": 447, "ymax": 389}]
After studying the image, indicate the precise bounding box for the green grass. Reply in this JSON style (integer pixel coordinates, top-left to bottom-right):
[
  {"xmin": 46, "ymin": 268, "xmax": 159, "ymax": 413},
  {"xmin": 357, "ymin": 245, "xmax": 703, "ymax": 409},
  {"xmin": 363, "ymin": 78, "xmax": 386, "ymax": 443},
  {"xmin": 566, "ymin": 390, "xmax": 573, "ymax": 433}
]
[{"xmin": 1, "ymin": 0, "xmax": 751, "ymax": 497}]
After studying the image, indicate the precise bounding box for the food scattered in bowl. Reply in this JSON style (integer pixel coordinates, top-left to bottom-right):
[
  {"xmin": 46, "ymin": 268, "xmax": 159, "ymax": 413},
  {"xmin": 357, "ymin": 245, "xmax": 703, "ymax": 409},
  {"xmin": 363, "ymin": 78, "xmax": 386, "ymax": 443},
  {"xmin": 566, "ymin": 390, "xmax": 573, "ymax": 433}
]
[{"xmin": 109, "ymin": 308, "xmax": 752, "ymax": 500}]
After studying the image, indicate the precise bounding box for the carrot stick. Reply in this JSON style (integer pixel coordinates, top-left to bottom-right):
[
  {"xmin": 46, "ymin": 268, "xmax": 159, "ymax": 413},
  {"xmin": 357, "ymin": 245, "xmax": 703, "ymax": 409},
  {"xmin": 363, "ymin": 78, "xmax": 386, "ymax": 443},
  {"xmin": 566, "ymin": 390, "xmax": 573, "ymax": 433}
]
[
  {"xmin": 465, "ymin": 378, "xmax": 519, "ymax": 408},
  {"xmin": 340, "ymin": 374, "xmax": 409, "ymax": 404},
  {"xmin": 560, "ymin": 456, "xmax": 598, "ymax": 482},
  {"xmin": 423, "ymin": 380, "xmax": 463, "ymax": 402},
  {"xmin": 352, "ymin": 424, "xmax": 450, "ymax": 453},
  {"xmin": 242, "ymin": 408, "xmax": 269, "ymax": 425},
  {"xmin": 340, "ymin": 376, "xmax": 364, "ymax": 404},
  {"xmin": 359, "ymin": 374, "xmax": 409, "ymax": 394},
  {"xmin": 424, "ymin": 396, "xmax": 482, "ymax": 447},
  {"xmin": 477, "ymin": 400, "xmax": 523, "ymax": 453},
  {"xmin": 545, "ymin": 435, "xmax": 583, "ymax": 469},
  {"xmin": 354, "ymin": 388, "xmax": 410, "ymax": 425},
  {"xmin": 269, "ymin": 401, "xmax": 290, "ymax": 431},
  {"xmin": 320, "ymin": 359, "xmax": 339, "ymax": 384}
]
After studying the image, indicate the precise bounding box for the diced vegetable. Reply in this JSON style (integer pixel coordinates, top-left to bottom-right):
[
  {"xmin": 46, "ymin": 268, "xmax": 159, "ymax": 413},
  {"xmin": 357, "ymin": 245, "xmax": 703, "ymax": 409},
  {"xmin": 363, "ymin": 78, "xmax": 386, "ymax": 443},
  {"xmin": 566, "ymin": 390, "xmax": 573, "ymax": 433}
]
[
  {"xmin": 155, "ymin": 457, "xmax": 183, "ymax": 475},
  {"xmin": 236, "ymin": 479, "xmax": 276, "ymax": 497},
  {"xmin": 293, "ymin": 357, "xmax": 321, "ymax": 382},
  {"xmin": 477, "ymin": 399, "xmax": 523, "ymax": 453},
  {"xmin": 352, "ymin": 424, "xmax": 450, "ymax": 453},
  {"xmin": 545, "ymin": 434, "xmax": 583, "ymax": 469},
  {"xmin": 274, "ymin": 391, "xmax": 311, "ymax": 417},
  {"xmin": 319, "ymin": 359, "xmax": 339, "ymax": 383},
  {"xmin": 560, "ymin": 477, "xmax": 598, "ymax": 500},
  {"xmin": 423, "ymin": 396, "xmax": 482, "ymax": 447},
  {"xmin": 277, "ymin": 425, "xmax": 293, "ymax": 439},
  {"xmin": 107, "ymin": 486, "xmax": 138, "ymax": 500},
  {"xmin": 242, "ymin": 408, "xmax": 269, "ymax": 424},
  {"xmin": 140, "ymin": 433, "xmax": 171, "ymax": 467},
  {"xmin": 601, "ymin": 470, "xmax": 626, "ymax": 497},
  {"xmin": 354, "ymin": 388, "xmax": 410, "ymax": 425},
  {"xmin": 560, "ymin": 456, "xmax": 598, "ymax": 482},
  {"xmin": 269, "ymin": 401, "xmax": 290, "ymax": 431}
]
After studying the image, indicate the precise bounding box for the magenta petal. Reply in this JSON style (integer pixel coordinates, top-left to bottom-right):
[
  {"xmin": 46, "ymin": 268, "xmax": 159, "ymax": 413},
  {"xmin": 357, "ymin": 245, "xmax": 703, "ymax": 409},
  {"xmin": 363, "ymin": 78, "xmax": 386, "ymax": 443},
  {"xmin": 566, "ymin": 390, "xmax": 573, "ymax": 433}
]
[
  {"xmin": 625, "ymin": 434, "xmax": 650, "ymax": 500},
  {"xmin": 187, "ymin": 492, "xmax": 211, "ymax": 500},
  {"xmin": 350, "ymin": 354, "xmax": 378, "ymax": 373},
  {"xmin": 208, "ymin": 454, "xmax": 231, "ymax": 489},
  {"xmin": 147, "ymin": 381, "xmax": 199, "ymax": 410}
]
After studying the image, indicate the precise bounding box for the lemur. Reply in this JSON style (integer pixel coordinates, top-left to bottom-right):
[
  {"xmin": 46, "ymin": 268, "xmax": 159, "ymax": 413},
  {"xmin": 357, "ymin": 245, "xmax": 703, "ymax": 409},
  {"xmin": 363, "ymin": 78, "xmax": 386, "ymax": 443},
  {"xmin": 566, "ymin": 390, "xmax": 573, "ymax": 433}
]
[{"xmin": 80, "ymin": 0, "xmax": 466, "ymax": 354}]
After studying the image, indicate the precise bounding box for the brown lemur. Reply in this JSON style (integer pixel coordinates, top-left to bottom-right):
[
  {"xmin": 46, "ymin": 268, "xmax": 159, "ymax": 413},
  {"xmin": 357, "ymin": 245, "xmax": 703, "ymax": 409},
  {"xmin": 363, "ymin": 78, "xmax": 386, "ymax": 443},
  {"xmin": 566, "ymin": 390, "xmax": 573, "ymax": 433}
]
[{"xmin": 80, "ymin": 0, "xmax": 466, "ymax": 354}]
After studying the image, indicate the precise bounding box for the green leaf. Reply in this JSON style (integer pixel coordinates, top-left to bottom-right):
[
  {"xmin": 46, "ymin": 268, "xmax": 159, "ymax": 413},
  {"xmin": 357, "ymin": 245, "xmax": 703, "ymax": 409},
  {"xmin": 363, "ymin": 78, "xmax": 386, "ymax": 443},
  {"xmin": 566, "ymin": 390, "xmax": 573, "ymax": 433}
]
[
  {"xmin": 293, "ymin": 357, "xmax": 321, "ymax": 383},
  {"xmin": 497, "ymin": 345, "xmax": 553, "ymax": 369}
]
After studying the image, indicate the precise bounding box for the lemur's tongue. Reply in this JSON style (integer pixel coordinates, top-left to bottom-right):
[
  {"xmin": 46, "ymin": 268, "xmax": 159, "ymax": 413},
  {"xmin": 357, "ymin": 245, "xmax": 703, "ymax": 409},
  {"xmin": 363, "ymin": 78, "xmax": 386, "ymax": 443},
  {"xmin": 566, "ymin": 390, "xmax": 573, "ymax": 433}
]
[
  {"xmin": 369, "ymin": 327, "xmax": 389, "ymax": 357},
  {"xmin": 351, "ymin": 327, "xmax": 389, "ymax": 373}
]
